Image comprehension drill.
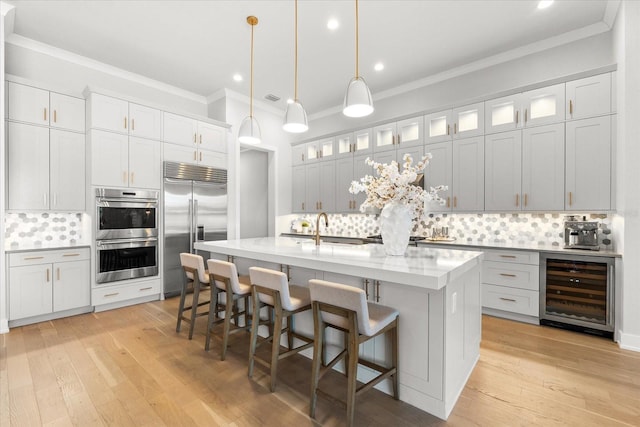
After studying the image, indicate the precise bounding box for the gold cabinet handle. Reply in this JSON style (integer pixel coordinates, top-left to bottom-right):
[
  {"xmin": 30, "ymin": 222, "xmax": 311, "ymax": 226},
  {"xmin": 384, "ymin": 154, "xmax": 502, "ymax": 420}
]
[
  {"xmin": 454, "ymin": 123, "xmax": 457, "ymax": 134},
  {"xmin": 515, "ymin": 194, "xmax": 519, "ymax": 207},
  {"xmin": 131, "ymin": 118, "xmax": 135, "ymax": 131},
  {"xmin": 499, "ymin": 297, "xmax": 517, "ymax": 302},
  {"xmin": 499, "ymin": 273, "xmax": 517, "ymax": 278},
  {"xmin": 500, "ymin": 255, "xmax": 517, "ymax": 259},
  {"xmin": 397, "ymin": 133, "xmax": 401, "ymax": 145},
  {"xmin": 199, "ymin": 152, "xmax": 203, "ymax": 162},
  {"xmin": 319, "ymin": 201, "xmax": 322, "ymax": 209},
  {"xmin": 139, "ymin": 286, "xmax": 153, "ymax": 291},
  {"xmin": 569, "ymin": 191, "xmax": 573, "ymax": 206},
  {"xmin": 24, "ymin": 256, "xmax": 44, "ymax": 260},
  {"xmin": 363, "ymin": 278, "xmax": 370, "ymax": 299},
  {"xmin": 124, "ymin": 117, "xmax": 127, "ymax": 129},
  {"xmin": 193, "ymin": 151, "xmax": 197, "ymax": 161},
  {"xmin": 446, "ymin": 197, "xmax": 450, "ymax": 208},
  {"xmin": 302, "ymin": 153, "xmax": 305, "ymax": 161},
  {"xmin": 63, "ymin": 253, "xmax": 80, "ymax": 257},
  {"xmin": 131, "ymin": 172, "xmax": 135, "ymax": 184},
  {"xmin": 46, "ymin": 268, "xmax": 50, "ymax": 282},
  {"xmin": 569, "ymin": 100, "xmax": 573, "ymax": 115},
  {"xmin": 375, "ymin": 280, "xmax": 381, "ymax": 303},
  {"xmin": 105, "ymin": 292, "xmax": 119, "ymax": 297},
  {"xmin": 453, "ymin": 196, "xmax": 457, "ymax": 208},
  {"xmin": 200, "ymin": 134, "xmax": 202, "ymax": 144},
  {"xmin": 524, "ymin": 109, "xmax": 528, "ymax": 123},
  {"xmin": 54, "ymin": 110, "xmax": 57, "ymax": 123},
  {"xmin": 524, "ymin": 194, "xmax": 528, "ymax": 207},
  {"xmin": 302, "ymin": 202, "xmax": 305, "ymax": 211},
  {"xmin": 56, "ymin": 268, "xmax": 60, "ymax": 281},
  {"xmin": 194, "ymin": 132, "xmax": 197, "ymax": 143},
  {"xmin": 515, "ymin": 110, "xmax": 519, "ymax": 124},
  {"xmin": 447, "ymin": 124, "xmax": 450, "ymax": 135},
  {"xmin": 123, "ymin": 171, "xmax": 127, "ymax": 183},
  {"xmin": 44, "ymin": 108, "xmax": 47, "ymax": 121}
]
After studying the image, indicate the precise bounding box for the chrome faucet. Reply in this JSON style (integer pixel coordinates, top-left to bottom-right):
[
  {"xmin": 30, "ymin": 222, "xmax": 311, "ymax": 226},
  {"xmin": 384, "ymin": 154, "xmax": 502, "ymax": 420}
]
[{"xmin": 315, "ymin": 212, "xmax": 328, "ymax": 245}]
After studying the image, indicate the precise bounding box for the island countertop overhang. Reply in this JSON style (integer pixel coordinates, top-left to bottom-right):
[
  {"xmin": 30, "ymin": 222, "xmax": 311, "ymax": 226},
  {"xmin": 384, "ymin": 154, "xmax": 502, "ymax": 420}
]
[{"xmin": 194, "ymin": 237, "xmax": 483, "ymax": 290}]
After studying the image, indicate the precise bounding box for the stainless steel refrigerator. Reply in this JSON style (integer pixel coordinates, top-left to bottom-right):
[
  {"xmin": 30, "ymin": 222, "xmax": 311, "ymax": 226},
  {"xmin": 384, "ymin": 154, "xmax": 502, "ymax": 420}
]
[{"xmin": 163, "ymin": 162, "xmax": 227, "ymax": 297}]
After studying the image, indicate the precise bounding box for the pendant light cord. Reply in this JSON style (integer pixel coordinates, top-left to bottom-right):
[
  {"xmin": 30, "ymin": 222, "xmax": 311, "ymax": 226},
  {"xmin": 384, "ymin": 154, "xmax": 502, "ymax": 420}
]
[
  {"xmin": 355, "ymin": 0, "xmax": 359, "ymax": 79},
  {"xmin": 250, "ymin": 20, "xmax": 255, "ymax": 117},
  {"xmin": 294, "ymin": 0, "xmax": 299, "ymax": 100}
]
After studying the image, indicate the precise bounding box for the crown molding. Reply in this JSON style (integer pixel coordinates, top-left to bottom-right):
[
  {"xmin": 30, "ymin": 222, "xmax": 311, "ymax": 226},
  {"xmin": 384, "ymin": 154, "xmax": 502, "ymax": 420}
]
[
  {"xmin": 1, "ymin": 1, "xmax": 15, "ymax": 36},
  {"xmin": 604, "ymin": 0, "xmax": 621, "ymax": 28},
  {"xmin": 310, "ymin": 20, "xmax": 612, "ymax": 121},
  {"xmin": 5, "ymin": 33, "xmax": 208, "ymax": 104}
]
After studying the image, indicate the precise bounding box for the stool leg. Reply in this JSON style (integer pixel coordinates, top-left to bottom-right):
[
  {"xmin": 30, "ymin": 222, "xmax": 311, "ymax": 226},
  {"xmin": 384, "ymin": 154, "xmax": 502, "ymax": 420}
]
[
  {"xmin": 392, "ymin": 318, "xmax": 399, "ymax": 400},
  {"xmin": 204, "ymin": 284, "xmax": 219, "ymax": 351},
  {"xmin": 188, "ymin": 279, "xmax": 202, "ymax": 340},
  {"xmin": 270, "ymin": 306, "xmax": 284, "ymax": 392},
  {"xmin": 221, "ymin": 285, "xmax": 233, "ymax": 361},
  {"xmin": 176, "ymin": 278, "xmax": 189, "ymax": 333},
  {"xmin": 248, "ymin": 289, "xmax": 260, "ymax": 378},
  {"xmin": 310, "ymin": 303, "xmax": 323, "ymax": 419},
  {"xmin": 346, "ymin": 318, "xmax": 359, "ymax": 427},
  {"xmin": 287, "ymin": 314, "xmax": 295, "ymax": 350}
]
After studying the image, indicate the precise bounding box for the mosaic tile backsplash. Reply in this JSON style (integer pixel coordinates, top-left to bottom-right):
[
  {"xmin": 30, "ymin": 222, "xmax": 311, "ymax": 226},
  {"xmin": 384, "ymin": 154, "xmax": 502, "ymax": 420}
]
[
  {"xmin": 5, "ymin": 213, "xmax": 85, "ymax": 247},
  {"xmin": 293, "ymin": 212, "xmax": 612, "ymax": 248}
]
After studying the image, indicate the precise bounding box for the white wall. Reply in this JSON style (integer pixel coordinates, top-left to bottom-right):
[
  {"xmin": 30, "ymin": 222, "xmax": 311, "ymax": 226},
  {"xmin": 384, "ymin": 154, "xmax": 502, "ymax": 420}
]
[
  {"xmin": 0, "ymin": 5, "xmax": 11, "ymax": 334},
  {"xmin": 5, "ymin": 41, "xmax": 206, "ymax": 115},
  {"xmin": 240, "ymin": 149, "xmax": 268, "ymax": 238},
  {"xmin": 613, "ymin": 1, "xmax": 640, "ymax": 351},
  {"xmin": 298, "ymin": 31, "xmax": 615, "ymax": 142}
]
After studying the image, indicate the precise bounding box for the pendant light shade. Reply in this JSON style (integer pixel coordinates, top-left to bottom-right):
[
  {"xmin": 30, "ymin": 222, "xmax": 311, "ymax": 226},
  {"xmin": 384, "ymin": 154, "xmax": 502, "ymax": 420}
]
[
  {"xmin": 238, "ymin": 16, "xmax": 261, "ymax": 145},
  {"xmin": 283, "ymin": 0, "xmax": 309, "ymax": 133},
  {"xmin": 343, "ymin": 0, "xmax": 373, "ymax": 118}
]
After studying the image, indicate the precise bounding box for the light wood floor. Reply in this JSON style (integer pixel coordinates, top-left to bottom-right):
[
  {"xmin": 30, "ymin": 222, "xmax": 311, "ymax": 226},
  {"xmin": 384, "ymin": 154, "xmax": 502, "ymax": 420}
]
[{"xmin": 2, "ymin": 296, "xmax": 640, "ymax": 426}]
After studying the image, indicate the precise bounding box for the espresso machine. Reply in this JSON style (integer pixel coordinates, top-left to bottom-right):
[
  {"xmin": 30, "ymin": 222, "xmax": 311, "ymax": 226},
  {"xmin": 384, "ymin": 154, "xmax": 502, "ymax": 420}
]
[{"xmin": 563, "ymin": 217, "xmax": 600, "ymax": 251}]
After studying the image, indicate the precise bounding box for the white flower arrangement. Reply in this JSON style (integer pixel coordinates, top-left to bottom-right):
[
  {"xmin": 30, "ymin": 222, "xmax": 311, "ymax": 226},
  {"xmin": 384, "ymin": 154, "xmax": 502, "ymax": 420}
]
[{"xmin": 348, "ymin": 153, "xmax": 447, "ymax": 220}]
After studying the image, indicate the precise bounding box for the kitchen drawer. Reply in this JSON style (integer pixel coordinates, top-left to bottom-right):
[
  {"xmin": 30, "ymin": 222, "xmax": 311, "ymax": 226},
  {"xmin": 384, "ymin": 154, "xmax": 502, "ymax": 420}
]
[
  {"xmin": 482, "ymin": 261, "xmax": 539, "ymax": 291},
  {"xmin": 9, "ymin": 247, "xmax": 90, "ymax": 267},
  {"xmin": 482, "ymin": 249, "xmax": 539, "ymax": 265},
  {"xmin": 482, "ymin": 284, "xmax": 539, "ymax": 317},
  {"xmin": 92, "ymin": 279, "xmax": 161, "ymax": 306}
]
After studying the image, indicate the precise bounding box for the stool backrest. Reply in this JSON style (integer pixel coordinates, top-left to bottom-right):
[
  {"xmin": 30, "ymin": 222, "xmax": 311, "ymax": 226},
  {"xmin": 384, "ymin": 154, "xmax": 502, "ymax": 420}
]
[
  {"xmin": 249, "ymin": 267, "xmax": 294, "ymax": 310},
  {"xmin": 308, "ymin": 279, "xmax": 371, "ymax": 336},
  {"xmin": 207, "ymin": 259, "xmax": 242, "ymax": 293},
  {"xmin": 180, "ymin": 253, "xmax": 208, "ymax": 284}
]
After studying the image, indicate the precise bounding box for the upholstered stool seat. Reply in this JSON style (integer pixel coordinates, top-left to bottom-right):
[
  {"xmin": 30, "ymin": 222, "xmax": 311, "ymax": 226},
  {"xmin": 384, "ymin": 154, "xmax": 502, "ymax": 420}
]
[
  {"xmin": 177, "ymin": 253, "xmax": 212, "ymax": 339},
  {"xmin": 308, "ymin": 279, "xmax": 399, "ymax": 427},
  {"xmin": 206, "ymin": 259, "xmax": 252, "ymax": 360},
  {"xmin": 247, "ymin": 267, "xmax": 315, "ymax": 392}
]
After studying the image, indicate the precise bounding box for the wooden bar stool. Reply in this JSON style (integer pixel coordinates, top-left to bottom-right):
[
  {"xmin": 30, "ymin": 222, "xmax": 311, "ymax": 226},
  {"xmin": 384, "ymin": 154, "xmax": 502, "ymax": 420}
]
[
  {"xmin": 248, "ymin": 267, "xmax": 314, "ymax": 392},
  {"xmin": 177, "ymin": 253, "xmax": 211, "ymax": 339},
  {"xmin": 308, "ymin": 279, "xmax": 399, "ymax": 427},
  {"xmin": 206, "ymin": 259, "xmax": 252, "ymax": 360}
]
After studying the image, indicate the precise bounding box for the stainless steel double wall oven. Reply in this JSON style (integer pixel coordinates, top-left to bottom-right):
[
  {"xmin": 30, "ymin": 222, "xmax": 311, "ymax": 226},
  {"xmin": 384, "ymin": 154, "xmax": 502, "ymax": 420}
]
[{"xmin": 95, "ymin": 188, "xmax": 159, "ymax": 284}]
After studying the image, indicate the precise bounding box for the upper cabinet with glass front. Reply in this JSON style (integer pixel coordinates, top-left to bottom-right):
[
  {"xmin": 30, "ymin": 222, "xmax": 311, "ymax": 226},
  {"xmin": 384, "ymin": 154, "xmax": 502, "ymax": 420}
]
[
  {"xmin": 425, "ymin": 102, "xmax": 484, "ymax": 144},
  {"xmin": 335, "ymin": 128, "xmax": 373, "ymax": 159},
  {"xmin": 373, "ymin": 116, "xmax": 423, "ymax": 152},
  {"xmin": 485, "ymin": 84, "xmax": 565, "ymax": 134},
  {"xmin": 292, "ymin": 138, "xmax": 336, "ymax": 165}
]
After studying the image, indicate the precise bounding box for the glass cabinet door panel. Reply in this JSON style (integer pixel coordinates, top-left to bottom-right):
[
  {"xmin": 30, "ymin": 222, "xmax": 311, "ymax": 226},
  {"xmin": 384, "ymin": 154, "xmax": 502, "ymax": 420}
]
[
  {"xmin": 452, "ymin": 102, "xmax": 484, "ymax": 139},
  {"xmin": 397, "ymin": 116, "xmax": 423, "ymax": 147},
  {"xmin": 485, "ymin": 94, "xmax": 522, "ymax": 134},
  {"xmin": 337, "ymin": 134, "xmax": 352, "ymax": 156},
  {"xmin": 425, "ymin": 110, "xmax": 452, "ymax": 144},
  {"xmin": 373, "ymin": 123, "xmax": 396, "ymax": 152},
  {"xmin": 523, "ymin": 83, "xmax": 565, "ymax": 127},
  {"xmin": 458, "ymin": 110, "xmax": 478, "ymax": 133},
  {"xmin": 354, "ymin": 128, "xmax": 373, "ymax": 154},
  {"xmin": 306, "ymin": 143, "xmax": 319, "ymax": 162},
  {"xmin": 319, "ymin": 138, "xmax": 334, "ymax": 160}
]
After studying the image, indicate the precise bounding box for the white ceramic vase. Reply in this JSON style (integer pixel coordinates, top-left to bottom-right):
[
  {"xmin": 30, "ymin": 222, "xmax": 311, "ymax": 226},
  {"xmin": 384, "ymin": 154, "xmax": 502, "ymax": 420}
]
[{"xmin": 379, "ymin": 201, "xmax": 412, "ymax": 256}]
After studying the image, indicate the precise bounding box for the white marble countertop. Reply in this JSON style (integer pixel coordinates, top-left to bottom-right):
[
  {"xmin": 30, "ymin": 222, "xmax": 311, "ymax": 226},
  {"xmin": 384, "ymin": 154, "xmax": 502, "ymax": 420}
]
[
  {"xmin": 195, "ymin": 237, "xmax": 483, "ymax": 291},
  {"xmin": 4, "ymin": 241, "xmax": 91, "ymax": 253}
]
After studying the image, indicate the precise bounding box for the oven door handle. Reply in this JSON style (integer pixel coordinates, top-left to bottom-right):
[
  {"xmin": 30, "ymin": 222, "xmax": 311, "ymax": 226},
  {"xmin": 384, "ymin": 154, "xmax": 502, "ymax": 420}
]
[{"xmin": 97, "ymin": 238, "xmax": 158, "ymax": 248}]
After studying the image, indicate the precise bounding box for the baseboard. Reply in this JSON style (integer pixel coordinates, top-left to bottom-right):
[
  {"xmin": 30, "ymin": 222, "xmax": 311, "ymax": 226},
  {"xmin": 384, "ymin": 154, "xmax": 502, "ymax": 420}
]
[
  {"xmin": 619, "ymin": 331, "xmax": 640, "ymax": 352},
  {"xmin": 0, "ymin": 318, "xmax": 8, "ymax": 334},
  {"xmin": 482, "ymin": 308, "xmax": 539, "ymax": 325}
]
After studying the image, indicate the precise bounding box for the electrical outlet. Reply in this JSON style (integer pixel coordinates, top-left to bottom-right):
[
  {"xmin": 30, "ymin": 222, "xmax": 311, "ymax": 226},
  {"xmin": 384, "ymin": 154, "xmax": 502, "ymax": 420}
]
[{"xmin": 452, "ymin": 292, "xmax": 457, "ymax": 314}]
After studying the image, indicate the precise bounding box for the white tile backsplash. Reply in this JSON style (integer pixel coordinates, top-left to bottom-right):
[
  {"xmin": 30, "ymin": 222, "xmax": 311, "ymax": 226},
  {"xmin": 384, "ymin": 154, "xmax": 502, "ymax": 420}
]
[{"xmin": 4, "ymin": 212, "xmax": 85, "ymax": 247}]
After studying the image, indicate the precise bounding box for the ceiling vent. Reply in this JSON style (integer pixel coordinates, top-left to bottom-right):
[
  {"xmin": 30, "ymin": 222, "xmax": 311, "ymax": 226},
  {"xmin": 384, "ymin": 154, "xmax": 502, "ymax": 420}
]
[{"xmin": 264, "ymin": 93, "xmax": 280, "ymax": 102}]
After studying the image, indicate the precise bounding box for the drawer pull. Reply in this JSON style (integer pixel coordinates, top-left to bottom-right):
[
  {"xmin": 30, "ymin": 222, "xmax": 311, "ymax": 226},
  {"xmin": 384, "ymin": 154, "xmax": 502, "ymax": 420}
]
[
  {"xmin": 499, "ymin": 297, "xmax": 517, "ymax": 302},
  {"xmin": 24, "ymin": 256, "xmax": 45, "ymax": 260},
  {"xmin": 63, "ymin": 253, "xmax": 80, "ymax": 257},
  {"xmin": 139, "ymin": 287, "xmax": 153, "ymax": 291},
  {"xmin": 499, "ymin": 255, "xmax": 517, "ymax": 259},
  {"xmin": 499, "ymin": 273, "xmax": 517, "ymax": 278},
  {"xmin": 104, "ymin": 292, "xmax": 119, "ymax": 297}
]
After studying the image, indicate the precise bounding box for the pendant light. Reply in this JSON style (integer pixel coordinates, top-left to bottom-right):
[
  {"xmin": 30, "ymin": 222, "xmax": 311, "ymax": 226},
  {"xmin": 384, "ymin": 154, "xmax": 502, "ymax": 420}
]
[
  {"xmin": 283, "ymin": 0, "xmax": 309, "ymax": 133},
  {"xmin": 238, "ymin": 16, "xmax": 261, "ymax": 145},
  {"xmin": 343, "ymin": 0, "xmax": 373, "ymax": 118}
]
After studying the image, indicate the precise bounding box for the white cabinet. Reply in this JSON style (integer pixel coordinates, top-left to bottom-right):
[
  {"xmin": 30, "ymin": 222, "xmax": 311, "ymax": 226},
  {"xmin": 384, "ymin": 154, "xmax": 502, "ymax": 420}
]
[
  {"xmin": 481, "ymin": 249, "xmax": 539, "ymax": 321},
  {"xmin": 485, "ymin": 84, "xmax": 565, "ymax": 134},
  {"xmin": 8, "ymin": 81, "xmax": 85, "ymax": 132},
  {"xmin": 452, "ymin": 136, "xmax": 484, "ymax": 211},
  {"xmin": 9, "ymin": 248, "xmax": 91, "ymax": 322},
  {"xmin": 336, "ymin": 153, "xmax": 372, "ymax": 213},
  {"xmin": 485, "ymin": 124, "xmax": 565, "ymax": 211},
  {"xmin": 163, "ymin": 112, "xmax": 227, "ymax": 154},
  {"xmin": 335, "ymin": 128, "xmax": 374, "ymax": 159},
  {"xmin": 373, "ymin": 116, "xmax": 424, "ymax": 153},
  {"xmin": 424, "ymin": 142, "xmax": 452, "ymax": 213},
  {"xmin": 566, "ymin": 73, "xmax": 611, "ymax": 120},
  {"xmin": 424, "ymin": 102, "xmax": 484, "ymax": 144},
  {"xmin": 163, "ymin": 143, "xmax": 226, "ymax": 169},
  {"xmin": 7, "ymin": 123, "xmax": 85, "ymax": 211},
  {"xmin": 91, "ymin": 130, "xmax": 161, "ymax": 189},
  {"xmin": 565, "ymin": 116, "xmax": 611, "ymax": 210},
  {"xmin": 89, "ymin": 93, "xmax": 161, "ymax": 140},
  {"xmin": 306, "ymin": 161, "xmax": 335, "ymax": 213},
  {"xmin": 292, "ymin": 144, "xmax": 306, "ymax": 165},
  {"xmin": 292, "ymin": 165, "xmax": 306, "ymax": 213}
]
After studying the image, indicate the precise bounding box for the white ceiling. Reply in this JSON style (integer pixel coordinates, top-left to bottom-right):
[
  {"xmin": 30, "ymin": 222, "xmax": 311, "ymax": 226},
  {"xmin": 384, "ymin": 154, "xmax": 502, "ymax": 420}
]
[{"xmin": 3, "ymin": 0, "xmax": 616, "ymax": 116}]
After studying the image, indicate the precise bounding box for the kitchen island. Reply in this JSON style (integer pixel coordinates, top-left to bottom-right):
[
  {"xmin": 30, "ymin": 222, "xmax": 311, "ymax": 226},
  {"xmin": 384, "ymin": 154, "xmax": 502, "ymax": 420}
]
[{"xmin": 195, "ymin": 237, "xmax": 483, "ymax": 420}]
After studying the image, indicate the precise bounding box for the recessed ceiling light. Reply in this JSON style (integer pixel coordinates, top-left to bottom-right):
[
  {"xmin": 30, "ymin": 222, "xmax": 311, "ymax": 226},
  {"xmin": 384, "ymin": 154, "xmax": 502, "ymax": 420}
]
[
  {"xmin": 233, "ymin": 73, "xmax": 243, "ymax": 82},
  {"xmin": 327, "ymin": 18, "xmax": 339, "ymax": 30},
  {"xmin": 537, "ymin": 0, "xmax": 554, "ymax": 9},
  {"xmin": 374, "ymin": 62, "xmax": 384, "ymax": 72}
]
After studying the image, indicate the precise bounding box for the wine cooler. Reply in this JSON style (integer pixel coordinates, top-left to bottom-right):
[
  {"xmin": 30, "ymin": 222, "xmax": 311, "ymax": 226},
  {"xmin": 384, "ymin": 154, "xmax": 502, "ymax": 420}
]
[{"xmin": 540, "ymin": 253, "xmax": 614, "ymax": 338}]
